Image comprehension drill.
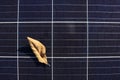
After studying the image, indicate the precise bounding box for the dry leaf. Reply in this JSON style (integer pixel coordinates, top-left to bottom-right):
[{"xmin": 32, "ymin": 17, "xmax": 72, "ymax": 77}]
[{"xmin": 27, "ymin": 37, "xmax": 50, "ymax": 66}]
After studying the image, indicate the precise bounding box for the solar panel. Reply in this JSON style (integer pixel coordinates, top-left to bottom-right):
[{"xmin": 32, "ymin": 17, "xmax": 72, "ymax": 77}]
[{"xmin": 0, "ymin": 0, "xmax": 120, "ymax": 80}]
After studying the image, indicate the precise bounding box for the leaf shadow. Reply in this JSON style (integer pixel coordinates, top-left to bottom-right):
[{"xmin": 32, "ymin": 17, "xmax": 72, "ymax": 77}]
[{"xmin": 18, "ymin": 45, "xmax": 49, "ymax": 68}]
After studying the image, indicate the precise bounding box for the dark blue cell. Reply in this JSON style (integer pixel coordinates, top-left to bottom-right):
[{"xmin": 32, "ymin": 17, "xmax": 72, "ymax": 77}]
[
  {"xmin": 0, "ymin": 0, "xmax": 17, "ymax": 21},
  {"xmin": 19, "ymin": 0, "xmax": 52, "ymax": 21}
]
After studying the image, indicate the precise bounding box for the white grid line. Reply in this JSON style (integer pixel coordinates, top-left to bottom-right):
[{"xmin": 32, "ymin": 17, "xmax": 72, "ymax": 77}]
[
  {"xmin": 89, "ymin": 4, "xmax": 120, "ymax": 7},
  {"xmin": 1, "ymin": 56, "xmax": 120, "ymax": 59},
  {"xmin": 2, "ymin": 18, "xmax": 120, "ymax": 20},
  {"xmin": 4, "ymin": 45, "xmax": 120, "ymax": 48},
  {"xmin": 52, "ymin": 0, "xmax": 54, "ymax": 80},
  {"xmin": 2, "ymin": 39, "xmax": 120, "ymax": 41},
  {"xmin": 4, "ymin": 32, "xmax": 120, "ymax": 34},
  {"xmin": 4, "ymin": 11, "xmax": 120, "ymax": 13},
  {"xmin": 3, "ymin": 32, "xmax": 120, "ymax": 34},
  {"xmin": 3, "ymin": 4, "xmax": 120, "ymax": 7},
  {"xmin": 1, "ymin": 59, "xmax": 120, "ymax": 63},
  {"xmin": 17, "ymin": 0, "xmax": 20, "ymax": 80},
  {"xmin": 87, "ymin": 0, "xmax": 89, "ymax": 80},
  {"xmin": 2, "ymin": 67, "xmax": 120, "ymax": 69},
  {"xmin": 1, "ymin": 73, "xmax": 120, "ymax": 76},
  {"xmin": 0, "ymin": 21, "xmax": 120, "ymax": 24}
]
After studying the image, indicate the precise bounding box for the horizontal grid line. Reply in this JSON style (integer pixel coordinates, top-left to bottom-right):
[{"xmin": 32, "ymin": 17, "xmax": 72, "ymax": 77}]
[
  {"xmin": 3, "ymin": 11, "xmax": 120, "ymax": 13},
  {"xmin": 2, "ymin": 4, "xmax": 120, "ymax": 7},
  {"xmin": 0, "ymin": 21, "xmax": 120, "ymax": 24},
  {"xmin": 0, "ymin": 56, "xmax": 120, "ymax": 59},
  {"xmin": 3, "ymin": 32, "xmax": 120, "ymax": 34},
  {"xmin": 2, "ymin": 67, "xmax": 120, "ymax": 69},
  {"xmin": 3, "ymin": 17, "xmax": 120, "ymax": 19},
  {"xmin": 2, "ymin": 39, "xmax": 120, "ymax": 41},
  {"xmin": 2, "ymin": 46, "xmax": 120, "ymax": 48},
  {"xmin": 0, "ymin": 73, "xmax": 120, "ymax": 76},
  {"xmin": 1, "ymin": 59, "xmax": 120, "ymax": 62},
  {"xmin": 2, "ymin": 18, "xmax": 120, "ymax": 20},
  {"xmin": 10, "ymin": 51, "xmax": 120, "ymax": 54},
  {"xmin": 89, "ymin": 4, "xmax": 120, "ymax": 7}
]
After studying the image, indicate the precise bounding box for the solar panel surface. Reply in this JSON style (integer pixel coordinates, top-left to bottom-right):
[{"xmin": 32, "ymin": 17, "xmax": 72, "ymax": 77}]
[{"xmin": 0, "ymin": 0, "xmax": 120, "ymax": 80}]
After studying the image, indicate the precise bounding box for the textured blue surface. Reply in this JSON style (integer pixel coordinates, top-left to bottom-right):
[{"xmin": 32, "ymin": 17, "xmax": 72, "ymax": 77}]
[{"xmin": 0, "ymin": 0, "xmax": 120, "ymax": 80}]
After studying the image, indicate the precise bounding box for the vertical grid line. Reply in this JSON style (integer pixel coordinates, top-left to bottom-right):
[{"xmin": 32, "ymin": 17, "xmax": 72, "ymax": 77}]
[
  {"xmin": 86, "ymin": 0, "xmax": 89, "ymax": 80},
  {"xmin": 51, "ymin": 0, "xmax": 54, "ymax": 80},
  {"xmin": 17, "ymin": 0, "xmax": 20, "ymax": 80}
]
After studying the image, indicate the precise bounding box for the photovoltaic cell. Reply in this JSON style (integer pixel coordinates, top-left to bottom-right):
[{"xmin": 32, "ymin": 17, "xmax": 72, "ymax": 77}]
[
  {"xmin": 0, "ymin": 58, "xmax": 17, "ymax": 80},
  {"xmin": 0, "ymin": 0, "xmax": 17, "ymax": 21},
  {"xmin": 88, "ymin": 58, "xmax": 120, "ymax": 80},
  {"xmin": 53, "ymin": 23, "xmax": 87, "ymax": 57},
  {"xmin": 89, "ymin": 23, "xmax": 120, "ymax": 56},
  {"xmin": 89, "ymin": 0, "xmax": 120, "ymax": 22},
  {"xmin": 19, "ymin": 0, "xmax": 52, "ymax": 21},
  {"xmin": 53, "ymin": 58, "xmax": 86, "ymax": 80},
  {"xmin": 19, "ymin": 58, "xmax": 51, "ymax": 80},
  {"xmin": 0, "ymin": 24, "xmax": 17, "ymax": 56},
  {"xmin": 54, "ymin": 0, "xmax": 86, "ymax": 21},
  {"xmin": 19, "ymin": 23, "xmax": 51, "ymax": 57}
]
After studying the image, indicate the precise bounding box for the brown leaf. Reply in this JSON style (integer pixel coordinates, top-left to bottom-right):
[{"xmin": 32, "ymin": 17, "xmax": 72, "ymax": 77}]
[{"xmin": 27, "ymin": 37, "xmax": 49, "ymax": 66}]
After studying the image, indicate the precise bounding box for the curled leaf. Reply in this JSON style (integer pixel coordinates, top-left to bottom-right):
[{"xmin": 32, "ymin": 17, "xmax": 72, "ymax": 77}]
[{"xmin": 27, "ymin": 37, "xmax": 49, "ymax": 66}]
